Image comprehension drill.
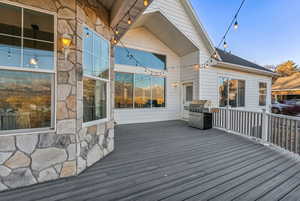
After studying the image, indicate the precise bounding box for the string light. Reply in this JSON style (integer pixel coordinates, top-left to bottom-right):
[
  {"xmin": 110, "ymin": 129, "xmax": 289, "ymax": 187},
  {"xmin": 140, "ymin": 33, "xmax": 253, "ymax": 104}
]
[
  {"xmin": 213, "ymin": 52, "xmax": 217, "ymax": 59},
  {"xmin": 7, "ymin": 50, "xmax": 11, "ymax": 59},
  {"xmin": 234, "ymin": 20, "xmax": 239, "ymax": 29},
  {"xmin": 127, "ymin": 14, "xmax": 132, "ymax": 25},
  {"xmin": 144, "ymin": 0, "xmax": 149, "ymax": 7},
  {"xmin": 115, "ymin": 27, "xmax": 119, "ymax": 35},
  {"xmin": 223, "ymin": 41, "xmax": 228, "ymax": 49},
  {"xmin": 111, "ymin": 37, "xmax": 118, "ymax": 45},
  {"xmin": 29, "ymin": 57, "xmax": 38, "ymax": 66}
]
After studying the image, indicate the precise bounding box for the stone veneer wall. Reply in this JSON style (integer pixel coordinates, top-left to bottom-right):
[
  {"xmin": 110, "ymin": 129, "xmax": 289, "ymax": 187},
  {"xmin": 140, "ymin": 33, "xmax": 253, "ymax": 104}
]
[{"xmin": 0, "ymin": 0, "xmax": 114, "ymax": 191}]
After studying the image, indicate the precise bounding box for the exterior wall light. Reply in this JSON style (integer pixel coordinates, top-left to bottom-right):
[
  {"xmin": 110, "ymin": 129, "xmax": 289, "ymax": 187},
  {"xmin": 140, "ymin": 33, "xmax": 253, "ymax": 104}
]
[
  {"xmin": 61, "ymin": 34, "xmax": 72, "ymax": 60},
  {"xmin": 193, "ymin": 64, "xmax": 200, "ymax": 71},
  {"xmin": 171, "ymin": 82, "xmax": 179, "ymax": 88}
]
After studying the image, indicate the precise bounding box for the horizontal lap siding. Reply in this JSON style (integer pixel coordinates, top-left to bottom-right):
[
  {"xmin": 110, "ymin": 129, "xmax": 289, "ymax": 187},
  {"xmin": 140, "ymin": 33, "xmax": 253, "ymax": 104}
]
[
  {"xmin": 115, "ymin": 27, "xmax": 181, "ymax": 124},
  {"xmin": 199, "ymin": 67, "xmax": 272, "ymax": 111},
  {"xmin": 181, "ymin": 51, "xmax": 200, "ymax": 99}
]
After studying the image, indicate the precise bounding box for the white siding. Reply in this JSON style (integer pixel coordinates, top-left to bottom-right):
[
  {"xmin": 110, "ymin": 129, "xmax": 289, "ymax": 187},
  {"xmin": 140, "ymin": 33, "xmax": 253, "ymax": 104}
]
[
  {"xmin": 180, "ymin": 51, "xmax": 200, "ymax": 99},
  {"xmin": 115, "ymin": 27, "xmax": 181, "ymax": 124},
  {"xmin": 145, "ymin": 0, "xmax": 209, "ymax": 55},
  {"xmin": 199, "ymin": 67, "xmax": 272, "ymax": 111}
]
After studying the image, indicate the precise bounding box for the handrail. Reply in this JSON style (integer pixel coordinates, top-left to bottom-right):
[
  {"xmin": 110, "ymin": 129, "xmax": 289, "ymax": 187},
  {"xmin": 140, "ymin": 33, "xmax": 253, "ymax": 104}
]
[{"xmin": 212, "ymin": 107, "xmax": 300, "ymax": 156}]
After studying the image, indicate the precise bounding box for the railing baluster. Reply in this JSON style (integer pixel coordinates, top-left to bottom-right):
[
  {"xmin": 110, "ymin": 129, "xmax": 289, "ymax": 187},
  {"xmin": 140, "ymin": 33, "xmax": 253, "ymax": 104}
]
[
  {"xmin": 296, "ymin": 120, "xmax": 299, "ymax": 154},
  {"xmin": 275, "ymin": 117, "xmax": 280, "ymax": 146},
  {"xmin": 241, "ymin": 111, "xmax": 245, "ymax": 134},
  {"xmin": 285, "ymin": 118, "xmax": 288, "ymax": 150}
]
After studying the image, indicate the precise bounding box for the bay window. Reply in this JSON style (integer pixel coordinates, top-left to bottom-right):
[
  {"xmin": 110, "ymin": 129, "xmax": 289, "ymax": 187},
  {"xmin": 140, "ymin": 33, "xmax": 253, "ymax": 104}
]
[
  {"xmin": 0, "ymin": 2, "xmax": 55, "ymax": 132},
  {"xmin": 219, "ymin": 77, "xmax": 245, "ymax": 107},
  {"xmin": 259, "ymin": 82, "xmax": 267, "ymax": 106},
  {"xmin": 115, "ymin": 72, "xmax": 166, "ymax": 109},
  {"xmin": 83, "ymin": 27, "xmax": 109, "ymax": 123}
]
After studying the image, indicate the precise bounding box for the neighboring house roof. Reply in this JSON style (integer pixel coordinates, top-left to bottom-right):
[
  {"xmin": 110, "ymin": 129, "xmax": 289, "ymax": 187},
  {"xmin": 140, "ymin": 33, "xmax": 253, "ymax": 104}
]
[
  {"xmin": 216, "ymin": 48, "xmax": 273, "ymax": 73},
  {"xmin": 272, "ymin": 73, "xmax": 300, "ymax": 91}
]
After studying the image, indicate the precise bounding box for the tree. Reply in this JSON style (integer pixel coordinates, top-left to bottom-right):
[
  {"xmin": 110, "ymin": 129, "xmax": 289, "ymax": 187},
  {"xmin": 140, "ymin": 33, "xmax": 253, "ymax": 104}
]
[{"xmin": 275, "ymin": 60, "xmax": 298, "ymax": 76}]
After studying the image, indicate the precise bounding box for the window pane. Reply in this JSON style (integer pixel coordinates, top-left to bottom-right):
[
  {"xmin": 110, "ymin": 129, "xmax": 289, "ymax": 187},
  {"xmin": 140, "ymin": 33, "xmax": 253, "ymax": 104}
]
[
  {"xmin": 228, "ymin": 80, "xmax": 237, "ymax": 107},
  {"xmin": 219, "ymin": 77, "xmax": 228, "ymax": 107},
  {"xmin": 83, "ymin": 28, "xmax": 93, "ymax": 53},
  {"xmin": 134, "ymin": 74, "xmax": 151, "ymax": 108},
  {"xmin": 83, "ymin": 27, "xmax": 109, "ymax": 79},
  {"xmin": 93, "ymin": 39, "xmax": 109, "ymax": 79},
  {"xmin": 0, "ymin": 35, "xmax": 21, "ymax": 67},
  {"xmin": 259, "ymin": 95, "xmax": 266, "ymax": 106},
  {"xmin": 185, "ymin": 86, "xmax": 193, "ymax": 102},
  {"xmin": 23, "ymin": 9, "xmax": 54, "ymax": 42},
  {"xmin": 23, "ymin": 39, "xmax": 54, "ymax": 70},
  {"xmin": 259, "ymin": 82, "xmax": 267, "ymax": 94},
  {"xmin": 152, "ymin": 77, "xmax": 165, "ymax": 107},
  {"xmin": 83, "ymin": 77, "xmax": 107, "ymax": 122},
  {"xmin": 238, "ymin": 80, "xmax": 245, "ymax": 107},
  {"xmin": 115, "ymin": 46, "xmax": 166, "ymax": 70},
  {"xmin": 259, "ymin": 82, "xmax": 267, "ymax": 106},
  {"xmin": 115, "ymin": 72, "xmax": 133, "ymax": 108},
  {"xmin": 83, "ymin": 52, "xmax": 93, "ymax": 75},
  {"xmin": 0, "ymin": 70, "xmax": 52, "ymax": 131},
  {"xmin": 0, "ymin": 3, "xmax": 22, "ymax": 36}
]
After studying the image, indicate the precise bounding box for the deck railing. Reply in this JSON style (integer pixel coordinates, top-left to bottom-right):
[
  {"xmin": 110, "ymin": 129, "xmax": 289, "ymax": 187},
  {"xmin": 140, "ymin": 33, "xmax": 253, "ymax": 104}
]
[{"xmin": 212, "ymin": 107, "xmax": 300, "ymax": 155}]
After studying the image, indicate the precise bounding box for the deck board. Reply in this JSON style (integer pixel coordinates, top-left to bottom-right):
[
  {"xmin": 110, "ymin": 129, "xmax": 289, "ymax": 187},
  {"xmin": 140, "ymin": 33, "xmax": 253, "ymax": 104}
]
[{"xmin": 0, "ymin": 120, "xmax": 300, "ymax": 201}]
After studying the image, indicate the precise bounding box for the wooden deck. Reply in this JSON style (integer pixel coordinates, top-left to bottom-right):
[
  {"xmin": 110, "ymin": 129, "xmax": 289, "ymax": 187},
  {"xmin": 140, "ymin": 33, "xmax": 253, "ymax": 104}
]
[{"xmin": 1, "ymin": 120, "xmax": 300, "ymax": 201}]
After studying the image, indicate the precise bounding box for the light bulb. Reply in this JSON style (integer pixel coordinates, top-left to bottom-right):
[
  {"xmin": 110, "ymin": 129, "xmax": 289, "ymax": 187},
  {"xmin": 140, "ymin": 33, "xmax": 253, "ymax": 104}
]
[
  {"xmin": 127, "ymin": 16, "xmax": 132, "ymax": 25},
  {"xmin": 213, "ymin": 52, "xmax": 217, "ymax": 58},
  {"xmin": 234, "ymin": 21, "xmax": 238, "ymax": 29},
  {"xmin": 115, "ymin": 28, "xmax": 119, "ymax": 35},
  {"xmin": 144, "ymin": 0, "xmax": 149, "ymax": 6},
  {"xmin": 223, "ymin": 41, "xmax": 228, "ymax": 49},
  {"xmin": 30, "ymin": 57, "xmax": 38, "ymax": 66}
]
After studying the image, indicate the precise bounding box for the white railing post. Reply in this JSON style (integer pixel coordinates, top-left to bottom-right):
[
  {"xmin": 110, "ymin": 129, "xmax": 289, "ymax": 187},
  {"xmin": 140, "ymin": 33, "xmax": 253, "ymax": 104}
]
[
  {"xmin": 226, "ymin": 105, "xmax": 230, "ymax": 132},
  {"xmin": 262, "ymin": 109, "xmax": 268, "ymax": 141}
]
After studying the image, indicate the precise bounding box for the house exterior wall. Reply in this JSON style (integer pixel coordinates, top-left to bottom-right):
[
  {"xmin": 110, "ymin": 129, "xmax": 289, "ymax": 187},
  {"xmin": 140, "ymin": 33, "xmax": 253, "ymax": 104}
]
[
  {"xmin": 0, "ymin": 0, "xmax": 114, "ymax": 191},
  {"xmin": 199, "ymin": 66, "xmax": 273, "ymax": 111},
  {"xmin": 180, "ymin": 51, "xmax": 200, "ymax": 100},
  {"xmin": 114, "ymin": 27, "xmax": 181, "ymax": 124}
]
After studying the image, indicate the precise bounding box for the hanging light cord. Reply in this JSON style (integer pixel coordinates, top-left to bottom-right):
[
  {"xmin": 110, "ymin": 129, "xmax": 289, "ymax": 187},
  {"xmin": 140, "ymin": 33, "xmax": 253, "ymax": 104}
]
[
  {"xmin": 216, "ymin": 0, "xmax": 246, "ymax": 49},
  {"xmin": 199, "ymin": 0, "xmax": 247, "ymax": 69},
  {"xmin": 113, "ymin": 0, "xmax": 139, "ymax": 32}
]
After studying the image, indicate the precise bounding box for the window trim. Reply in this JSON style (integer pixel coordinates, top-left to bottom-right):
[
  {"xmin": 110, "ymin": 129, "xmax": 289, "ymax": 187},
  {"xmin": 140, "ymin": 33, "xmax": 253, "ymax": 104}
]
[
  {"xmin": 82, "ymin": 26, "xmax": 110, "ymax": 126},
  {"xmin": 218, "ymin": 76, "xmax": 246, "ymax": 108},
  {"xmin": 259, "ymin": 82, "xmax": 267, "ymax": 106},
  {"xmin": 0, "ymin": 1, "xmax": 57, "ymax": 135},
  {"xmin": 115, "ymin": 71, "xmax": 167, "ymax": 110}
]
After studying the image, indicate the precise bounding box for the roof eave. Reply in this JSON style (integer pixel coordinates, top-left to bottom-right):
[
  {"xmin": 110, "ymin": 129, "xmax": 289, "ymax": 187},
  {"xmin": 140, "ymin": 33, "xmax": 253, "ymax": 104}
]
[{"xmin": 213, "ymin": 61, "xmax": 278, "ymax": 77}]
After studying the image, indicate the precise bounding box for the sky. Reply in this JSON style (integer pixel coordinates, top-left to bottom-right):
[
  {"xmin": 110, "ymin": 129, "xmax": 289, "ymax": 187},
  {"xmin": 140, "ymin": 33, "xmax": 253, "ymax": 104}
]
[{"xmin": 190, "ymin": 0, "xmax": 300, "ymax": 67}]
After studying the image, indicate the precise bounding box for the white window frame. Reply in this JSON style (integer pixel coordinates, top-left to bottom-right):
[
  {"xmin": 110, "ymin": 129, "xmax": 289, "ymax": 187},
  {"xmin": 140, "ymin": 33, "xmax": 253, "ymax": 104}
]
[
  {"xmin": 114, "ymin": 71, "xmax": 167, "ymax": 110},
  {"xmin": 218, "ymin": 76, "xmax": 246, "ymax": 108},
  {"xmin": 0, "ymin": 0, "xmax": 57, "ymax": 135},
  {"xmin": 259, "ymin": 82, "xmax": 267, "ymax": 106},
  {"xmin": 82, "ymin": 26, "xmax": 110, "ymax": 127}
]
